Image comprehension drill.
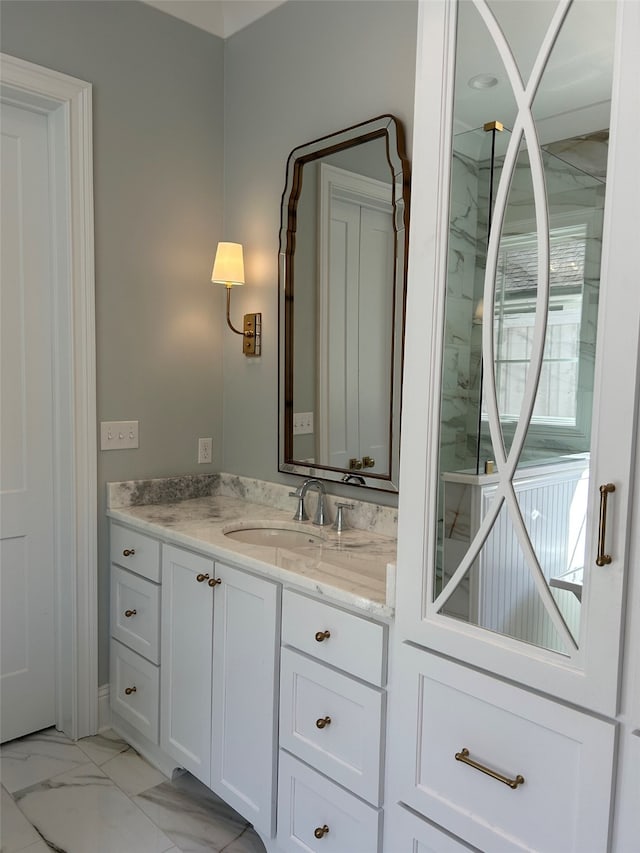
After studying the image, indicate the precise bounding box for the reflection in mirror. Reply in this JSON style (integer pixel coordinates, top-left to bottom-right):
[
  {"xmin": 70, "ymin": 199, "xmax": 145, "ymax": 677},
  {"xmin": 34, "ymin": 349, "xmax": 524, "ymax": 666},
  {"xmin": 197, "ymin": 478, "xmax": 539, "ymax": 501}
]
[
  {"xmin": 278, "ymin": 115, "xmax": 410, "ymax": 491},
  {"xmin": 434, "ymin": 0, "xmax": 614, "ymax": 653}
]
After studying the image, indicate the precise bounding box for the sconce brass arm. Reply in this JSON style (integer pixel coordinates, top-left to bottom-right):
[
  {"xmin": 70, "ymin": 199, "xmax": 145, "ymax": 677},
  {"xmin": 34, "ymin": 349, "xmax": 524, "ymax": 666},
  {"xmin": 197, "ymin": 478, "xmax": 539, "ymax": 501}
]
[{"xmin": 226, "ymin": 286, "xmax": 255, "ymax": 337}]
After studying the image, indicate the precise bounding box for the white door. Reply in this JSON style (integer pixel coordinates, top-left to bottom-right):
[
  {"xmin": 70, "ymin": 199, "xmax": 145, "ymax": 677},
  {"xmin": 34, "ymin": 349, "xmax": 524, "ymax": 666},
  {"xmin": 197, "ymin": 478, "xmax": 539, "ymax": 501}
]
[
  {"xmin": 1, "ymin": 101, "xmax": 56, "ymax": 742},
  {"xmin": 321, "ymin": 179, "xmax": 394, "ymax": 473},
  {"xmin": 357, "ymin": 204, "xmax": 394, "ymax": 470},
  {"xmin": 395, "ymin": 0, "xmax": 640, "ymax": 716}
]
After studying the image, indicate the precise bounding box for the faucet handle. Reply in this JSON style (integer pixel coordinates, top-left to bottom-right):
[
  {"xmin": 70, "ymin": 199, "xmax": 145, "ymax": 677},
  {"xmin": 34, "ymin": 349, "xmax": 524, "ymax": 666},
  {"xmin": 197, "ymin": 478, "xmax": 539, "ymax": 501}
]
[
  {"xmin": 332, "ymin": 502, "xmax": 354, "ymax": 533},
  {"xmin": 289, "ymin": 491, "xmax": 308, "ymax": 522}
]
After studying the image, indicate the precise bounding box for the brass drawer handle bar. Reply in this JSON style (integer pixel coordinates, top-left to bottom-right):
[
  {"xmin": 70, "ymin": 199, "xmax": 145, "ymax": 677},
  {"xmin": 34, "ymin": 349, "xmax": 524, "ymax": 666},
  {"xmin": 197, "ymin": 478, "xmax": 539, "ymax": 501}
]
[
  {"xmin": 596, "ymin": 483, "xmax": 616, "ymax": 566},
  {"xmin": 314, "ymin": 825, "xmax": 329, "ymax": 839},
  {"xmin": 123, "ymin": 548, "xmax": 136, "ymax": 557},
  {"xmin": 455, "ymin": 747, "xmax": 524, "ymax": 790},
  {"xmin": 196, "ymin": 573, "xmax": 210, "ymax": 583},
  {"xmin": 316, "ymin": 716, "xmax": 331, "ymax": 729},
  {"xmin": 208, "ymin": 577, "xmax": 221, "ymax": 587},
  {"xmin": 124, "ymin": 609, "xmax": 137, "ymax": 618},
  {"xmin": 315, "ymin": 630, "xmax": 330, "ymax": 642},
  {"xmin": 124, "ymin": 686, "xmax": 137, "ymax": 695}
]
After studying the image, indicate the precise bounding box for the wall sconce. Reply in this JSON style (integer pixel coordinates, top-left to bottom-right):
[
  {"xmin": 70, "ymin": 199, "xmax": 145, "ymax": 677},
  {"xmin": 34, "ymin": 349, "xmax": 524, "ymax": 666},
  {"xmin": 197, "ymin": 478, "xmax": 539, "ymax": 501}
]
[{"xmin": 211, "ymin": 241, "xmax": 262, "ymax": 357}]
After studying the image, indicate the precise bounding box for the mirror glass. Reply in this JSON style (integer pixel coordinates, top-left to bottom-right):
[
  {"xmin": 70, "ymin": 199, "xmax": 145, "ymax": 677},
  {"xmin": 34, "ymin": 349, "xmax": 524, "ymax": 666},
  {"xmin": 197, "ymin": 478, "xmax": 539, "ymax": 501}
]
[
  {"xmin": 434, "ymin": 0, "xmax": 614, "ymax": 653},
  {"xmin": 278, "ymin": 115, "xmax": 410, "ymax": 491}
]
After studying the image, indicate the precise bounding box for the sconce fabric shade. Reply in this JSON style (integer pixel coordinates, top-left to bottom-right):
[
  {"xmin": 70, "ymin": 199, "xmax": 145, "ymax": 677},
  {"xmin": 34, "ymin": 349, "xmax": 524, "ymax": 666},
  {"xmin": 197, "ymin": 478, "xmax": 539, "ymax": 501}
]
[{"xmin": 211, "ymin": 242, "xmax": 245, "ymax": 287}]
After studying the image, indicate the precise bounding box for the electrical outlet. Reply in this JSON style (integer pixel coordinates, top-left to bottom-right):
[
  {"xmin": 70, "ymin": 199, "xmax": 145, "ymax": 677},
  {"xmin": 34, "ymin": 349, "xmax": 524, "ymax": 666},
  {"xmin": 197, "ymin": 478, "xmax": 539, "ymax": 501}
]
[
  {"xmin": 100, "ymin": 421, "xmax": 139, "ymax": 450},
  {"xmin": 198, "ymin": 437, "xmax": 213, "ymax": 464},
  {"xmin": 293, "ymin": 412, "xmax": 314, "ymax": 435}
]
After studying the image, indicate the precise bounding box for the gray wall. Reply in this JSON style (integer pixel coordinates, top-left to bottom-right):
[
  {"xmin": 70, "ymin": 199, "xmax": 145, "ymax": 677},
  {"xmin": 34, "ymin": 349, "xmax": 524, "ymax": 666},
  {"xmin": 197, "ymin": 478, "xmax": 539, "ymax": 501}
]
[
  {"xmin": 1, "ymin": 0, "xmax": 226, "ymax": 684},
  {"xmin": 1, "ymin": 0, "xmax": 417, "ymax": 687},
  {"xmin": 222, "ymin": 0, "xmax": 418, "ymax": 503}
]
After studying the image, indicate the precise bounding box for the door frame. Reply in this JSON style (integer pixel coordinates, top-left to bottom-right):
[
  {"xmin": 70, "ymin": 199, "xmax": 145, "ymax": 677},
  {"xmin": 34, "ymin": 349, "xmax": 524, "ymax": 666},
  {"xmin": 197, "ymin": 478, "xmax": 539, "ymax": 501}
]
[{"xmin": 1, "ymin": 53, "xmax": 97, "ymax": 739}]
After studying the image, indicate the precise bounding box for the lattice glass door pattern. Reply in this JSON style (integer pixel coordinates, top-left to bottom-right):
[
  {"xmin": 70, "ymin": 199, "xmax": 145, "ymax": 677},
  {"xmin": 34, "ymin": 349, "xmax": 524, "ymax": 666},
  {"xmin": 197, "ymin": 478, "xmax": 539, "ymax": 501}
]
[{"xmin": 434, "ymin": 0, "xmax": 614, "ymax": 656}]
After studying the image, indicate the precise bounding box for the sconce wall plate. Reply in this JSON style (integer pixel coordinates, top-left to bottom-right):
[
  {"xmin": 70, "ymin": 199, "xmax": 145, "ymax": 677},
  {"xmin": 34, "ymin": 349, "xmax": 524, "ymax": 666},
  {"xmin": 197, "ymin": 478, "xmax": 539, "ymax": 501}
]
[{"xmin": 243, "ymin": 313, "xmax": 262, "ymax": 356}]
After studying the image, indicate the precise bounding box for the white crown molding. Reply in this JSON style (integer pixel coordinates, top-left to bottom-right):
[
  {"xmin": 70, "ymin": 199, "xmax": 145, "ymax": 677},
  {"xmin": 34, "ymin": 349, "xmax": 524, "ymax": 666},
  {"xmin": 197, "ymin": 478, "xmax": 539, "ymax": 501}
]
[{"xmin": 141, "ymin": 0, "xmax": 286, "ymax": 39}]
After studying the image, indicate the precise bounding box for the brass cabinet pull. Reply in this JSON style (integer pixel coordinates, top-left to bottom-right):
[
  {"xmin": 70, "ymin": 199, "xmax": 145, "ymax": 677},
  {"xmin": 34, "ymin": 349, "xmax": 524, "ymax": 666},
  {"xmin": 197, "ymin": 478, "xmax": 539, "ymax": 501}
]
[
  {"xmin": 196, "ymin": 573, "xmax": 210, "ymax": 583},
  {"xmin": 124, "ymin": 686, "xmax": 137, "ymax": 695},
  {"xmin": 124, "ymin": 609, "xmax": 137, "ymax": 618},
  {"xmin": 316, "ymin": 716, "xmax": 331, "ymax": 729},
  {"xmin": 315, "ymin": 630, "xmax": 331, "ymax": 642},
  {"xmin": 362, "ymin": 455, "xmax": 375, "ymax": 469},
  {"xmin": 208, "ymin": 577, "xmax": 221, "ymax": 587},
  {"xmin": 122, "ymin": 548, "xmax": 136, "ymax": 557},
  {"xmin": 596, "ymin": 483, "xmax": 616, "ymax": 566},
  {"xmin": 455, "ymin": 747, "xmax": 524, "ymax": 790},
  {"xmin": 349, "ymin": 458, "xmax": 363, "ymax": 470},
  {"xmin": 314, "ymin": 825, "xmax": 329, "ymax": 839}
]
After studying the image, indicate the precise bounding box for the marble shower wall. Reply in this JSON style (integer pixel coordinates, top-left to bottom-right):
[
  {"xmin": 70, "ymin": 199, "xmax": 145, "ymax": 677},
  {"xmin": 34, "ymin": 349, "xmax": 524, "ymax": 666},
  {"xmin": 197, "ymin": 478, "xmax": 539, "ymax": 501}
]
[{"xmin": 439, "ymin": 130, "xmax": 607, "ymax": 479}]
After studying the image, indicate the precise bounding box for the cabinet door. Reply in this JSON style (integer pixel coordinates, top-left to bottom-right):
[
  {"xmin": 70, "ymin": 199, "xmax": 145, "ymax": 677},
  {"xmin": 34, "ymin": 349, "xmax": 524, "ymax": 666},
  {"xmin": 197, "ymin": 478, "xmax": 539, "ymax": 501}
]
[
  {"xmin": 210, "ymin": 562, "xmax": 280, "ymax": 839},
  {"xmin": 161, "ymin": 544, "xmax": 214, "ymax": 785},
  {"xmin": 396, "ymin": 0, "xmax": 640, "ymax": 715}
]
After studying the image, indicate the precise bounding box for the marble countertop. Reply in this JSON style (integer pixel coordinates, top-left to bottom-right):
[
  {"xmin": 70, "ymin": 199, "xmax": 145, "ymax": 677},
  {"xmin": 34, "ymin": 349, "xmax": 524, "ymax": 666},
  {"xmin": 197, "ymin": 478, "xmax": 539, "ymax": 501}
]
[{"xmin": 108, "ymin": 494, "xmax": 397, "ymax": 618}]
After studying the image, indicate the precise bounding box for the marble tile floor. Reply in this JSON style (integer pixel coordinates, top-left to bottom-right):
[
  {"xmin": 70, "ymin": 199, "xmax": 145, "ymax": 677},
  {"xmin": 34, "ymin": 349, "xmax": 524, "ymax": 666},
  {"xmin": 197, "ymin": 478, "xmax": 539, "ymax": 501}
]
[{"xmin": 0, "ymin": 728, "xmax": 266, "ymax": 853}]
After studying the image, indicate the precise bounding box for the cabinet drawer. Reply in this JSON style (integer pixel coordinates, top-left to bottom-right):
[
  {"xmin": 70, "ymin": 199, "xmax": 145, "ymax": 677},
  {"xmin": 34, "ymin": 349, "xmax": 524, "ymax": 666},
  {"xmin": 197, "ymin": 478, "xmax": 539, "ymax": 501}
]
[
  {"xmin": 387, "ymin": 804, "xmax": 480, "ymax": 852},
  {"xmin": 110, "ymin": 523, "xmax": 160, "ymax": 582},
  {"xmin": 277, "ymin": 751, "xmax": 381, "ymax": 853},
  {"xmin": 111, "ymin": 566, "xmax": 160, "ymax": 664},
  {"xmin": 282, "ymin": 589, "xmax": 386, "ymax": 686},
  {"xmin": 396, "ymin": 646, "xmax": 615, "ymax": 853},
  {"xmin": 110, "ymin": 639, "xmax": 159, "ymax": 743},
  {"xmin": 280, "ymin": 647, "xmax": 384, "ymax": 805}
]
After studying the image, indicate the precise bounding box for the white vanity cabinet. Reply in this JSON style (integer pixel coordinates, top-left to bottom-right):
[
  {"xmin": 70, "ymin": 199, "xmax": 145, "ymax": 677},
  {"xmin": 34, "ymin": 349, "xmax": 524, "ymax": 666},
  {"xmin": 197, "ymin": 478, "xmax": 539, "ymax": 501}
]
[
  {"xmin": 161, "ymin": 544, "xmax": 280, "ymax": 839},
  {"xmin": 109, "ymin": 514, "xmax": 393, "ymax": 850},
  {"xmin": 277, "ymin": 589, "xmax": 387, "ymax": 852},
  {"xmin": 389, "ymin": 0, "xmax": 640, "ymax": 850}
]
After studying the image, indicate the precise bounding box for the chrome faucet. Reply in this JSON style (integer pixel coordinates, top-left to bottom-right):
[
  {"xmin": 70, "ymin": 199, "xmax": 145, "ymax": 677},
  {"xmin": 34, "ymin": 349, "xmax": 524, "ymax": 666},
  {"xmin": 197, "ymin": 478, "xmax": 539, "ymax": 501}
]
[{"xmin": 291, "ymin": 478, "xmax": 331, "ymax": 526}]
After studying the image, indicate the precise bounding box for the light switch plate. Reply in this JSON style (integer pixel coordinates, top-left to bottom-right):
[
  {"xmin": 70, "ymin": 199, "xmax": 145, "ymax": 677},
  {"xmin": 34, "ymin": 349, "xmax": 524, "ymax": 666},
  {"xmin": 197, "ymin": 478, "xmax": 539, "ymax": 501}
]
[
  {"xmin": 100, "ymin": 420, "xmax": 139, "ymax": 450},
  {"xmin": 293, "ymin": 412, "xmax": 314, "ymax": 435}
]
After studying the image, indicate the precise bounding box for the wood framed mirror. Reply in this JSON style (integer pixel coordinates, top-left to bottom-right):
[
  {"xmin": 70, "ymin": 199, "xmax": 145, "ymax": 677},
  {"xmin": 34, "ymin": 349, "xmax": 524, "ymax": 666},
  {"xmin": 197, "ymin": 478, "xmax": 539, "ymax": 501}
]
[{"xmin": 278, "ymin": 114, "xmax": 410, "ymax": 491}]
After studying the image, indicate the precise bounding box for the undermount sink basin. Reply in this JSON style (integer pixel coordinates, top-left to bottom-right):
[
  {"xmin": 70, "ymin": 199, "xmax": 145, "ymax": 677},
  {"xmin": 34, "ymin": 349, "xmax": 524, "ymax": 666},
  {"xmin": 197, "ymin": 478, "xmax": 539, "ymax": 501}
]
[{"xmin": 223, "ymin": 523, "xmax": 325, "ymax": 548}]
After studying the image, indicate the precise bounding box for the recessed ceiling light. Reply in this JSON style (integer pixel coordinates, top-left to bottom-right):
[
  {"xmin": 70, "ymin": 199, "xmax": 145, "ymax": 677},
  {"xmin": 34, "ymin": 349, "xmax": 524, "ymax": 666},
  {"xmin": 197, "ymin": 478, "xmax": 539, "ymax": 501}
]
[{"xmin": 468, "ymin": 74, "xmax": 499, "ymax": 90}]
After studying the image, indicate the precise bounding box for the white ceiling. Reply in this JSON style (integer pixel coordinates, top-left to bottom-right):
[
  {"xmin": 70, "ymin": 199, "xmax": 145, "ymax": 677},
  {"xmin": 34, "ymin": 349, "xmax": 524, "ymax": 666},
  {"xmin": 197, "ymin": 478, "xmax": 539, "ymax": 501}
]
[{"xmin": 142, "ymin": 0, "xmax": 286, "ymax": 39}]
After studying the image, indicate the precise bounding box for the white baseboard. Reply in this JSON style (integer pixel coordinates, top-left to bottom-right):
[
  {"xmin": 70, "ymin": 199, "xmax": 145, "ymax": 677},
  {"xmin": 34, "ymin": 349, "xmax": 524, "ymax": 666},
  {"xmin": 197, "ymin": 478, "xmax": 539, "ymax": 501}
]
[{"xmin": 98, "ymin": 683, "xmax": 111, "ymax": 732}]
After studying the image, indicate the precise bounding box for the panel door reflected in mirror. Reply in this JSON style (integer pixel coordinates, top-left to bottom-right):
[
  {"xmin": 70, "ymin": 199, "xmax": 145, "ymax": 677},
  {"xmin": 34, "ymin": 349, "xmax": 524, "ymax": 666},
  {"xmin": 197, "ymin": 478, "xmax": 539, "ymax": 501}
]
[
  {"xmin": 435, "ymin": 0, "xmax": 614, "ymax": 654},
  {"xmin": 279, "ymin": 115, "xmax": 410, "ymax": 491}
]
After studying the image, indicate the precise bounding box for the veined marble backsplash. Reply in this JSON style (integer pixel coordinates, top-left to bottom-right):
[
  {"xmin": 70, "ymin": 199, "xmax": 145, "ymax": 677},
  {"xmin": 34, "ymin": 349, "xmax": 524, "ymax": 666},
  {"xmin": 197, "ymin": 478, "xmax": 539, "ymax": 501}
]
[{"xmin": 107, "ymin": 473, "xmax": 398, "ymax": 538}]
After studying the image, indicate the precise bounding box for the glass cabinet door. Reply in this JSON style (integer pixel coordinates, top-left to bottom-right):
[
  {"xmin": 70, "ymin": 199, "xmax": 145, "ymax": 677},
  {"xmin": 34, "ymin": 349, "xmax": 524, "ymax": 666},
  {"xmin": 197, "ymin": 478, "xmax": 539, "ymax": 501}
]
[{"xmin": 397, "ymin": 0, "xmax": 640, "ymax": 716}]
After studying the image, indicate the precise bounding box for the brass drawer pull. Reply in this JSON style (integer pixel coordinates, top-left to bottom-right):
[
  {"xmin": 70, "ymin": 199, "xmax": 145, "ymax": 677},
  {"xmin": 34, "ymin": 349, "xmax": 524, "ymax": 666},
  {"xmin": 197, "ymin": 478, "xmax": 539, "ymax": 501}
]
[
  {"xmin": 208, "ymin": 577, "xmax": 221, "ymax": 587},
  {"xmin": 596, "ymin": 483, "xmax": 616, "ymax": 566},
  {"xmin": 455, "ymin": 747, "xmax": 524, "ymax": 790},
  {"xmin": 196, "ymin": 573, "xmax": 210, "ymax": 583},
  {"xmin": 124, "ymin": 609, "xmax": 137, "ymax": 618},
  {"xmin": 124, "ymin": 686, "xmax": 137, "ymax": 696},
  {"xmin": 316, "ymin": 716, "xmax": 331, "ymax": 729},
  {"xmin": 314, "ymin": 825, "xmax": 329, "ymax": 839},
  {"xmin": 315, "ymin": 630, "xmax": 331, "ymax": 642},
  {"xmin": 122, "ymin": 548, "xmax": 136, "ymax": 557}
]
